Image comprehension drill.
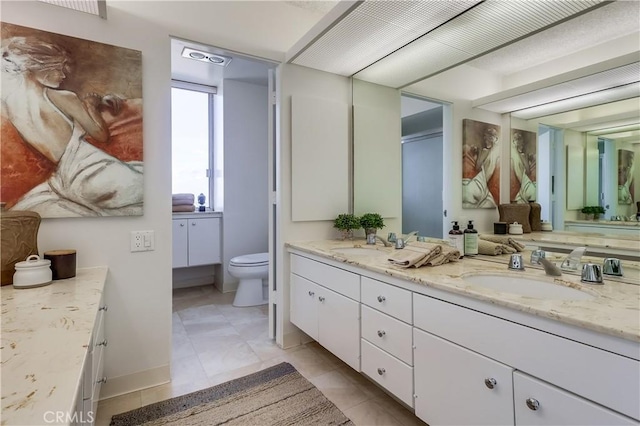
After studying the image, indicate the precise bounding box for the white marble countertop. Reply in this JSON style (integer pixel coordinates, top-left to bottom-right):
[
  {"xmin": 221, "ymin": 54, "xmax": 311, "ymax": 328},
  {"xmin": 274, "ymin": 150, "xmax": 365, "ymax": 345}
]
[
  {"xmin": 286, "ymin": 240, "xmax": 640, "ymax": 343},
  {"xmin": 1, "ymin": 267, "xmax": 108, "ymax": 426},
  {"xmin": 515, "ymin": 231, "xmax": 640, "ymax": 254},
  {"xmin": 566, "ymin": 219, "xmax": 640, "ymax": 227}
]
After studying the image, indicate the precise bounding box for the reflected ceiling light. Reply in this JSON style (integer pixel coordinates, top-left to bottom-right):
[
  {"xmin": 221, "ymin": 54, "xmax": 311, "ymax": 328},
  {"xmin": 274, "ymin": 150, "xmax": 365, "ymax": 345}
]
[
  {"xmin": 511, "ymin": 82, "xmax": 640, "ymax": 120},
  {"xmin": 181, "ymin": 48, "xmax": 232, "ymax": 67},
  {"xmin": 587, "ymin": 123, "xmax": 640, "ymax": 135},
  {"xmin": 38, "ymin": 0, "xmax": 107, "ymax": 19}
]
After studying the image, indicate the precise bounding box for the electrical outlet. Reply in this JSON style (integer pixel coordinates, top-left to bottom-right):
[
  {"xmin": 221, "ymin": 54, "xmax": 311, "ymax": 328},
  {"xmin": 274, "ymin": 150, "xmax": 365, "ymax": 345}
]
[{"xmin": 131, "ymin": 231, "xmax": 155, "ymax": 252}]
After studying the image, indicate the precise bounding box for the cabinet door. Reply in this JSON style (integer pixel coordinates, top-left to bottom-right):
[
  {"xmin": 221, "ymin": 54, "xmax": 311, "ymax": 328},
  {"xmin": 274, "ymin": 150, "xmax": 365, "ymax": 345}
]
[
  {"xmin": 188, "ymin": 218, "xmax": 220, "ymax": 266},
  {"xmin": 318, "ymin": 287, "xmax": 360, "ymax": 371},
  {"xmin": 514, "ymin": 372, "xmax": 637, "ymax": 426},
  {"xmin": 172, "ymin": 220, "xmax": 188, "ymax": 268},
  {"xmin": 414, "ymin": 328, "xmax": 515, "ymax": 426},
  {"xmin": 290, "ymin": 274, "xmax": 319, "ymax": 341}
]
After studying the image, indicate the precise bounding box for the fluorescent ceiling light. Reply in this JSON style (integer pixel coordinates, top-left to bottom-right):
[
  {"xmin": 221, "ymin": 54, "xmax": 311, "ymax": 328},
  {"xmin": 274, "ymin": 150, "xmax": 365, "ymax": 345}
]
[{"xmin": 38, "ymin": 0, "xmax": 107, "ymax": 19}]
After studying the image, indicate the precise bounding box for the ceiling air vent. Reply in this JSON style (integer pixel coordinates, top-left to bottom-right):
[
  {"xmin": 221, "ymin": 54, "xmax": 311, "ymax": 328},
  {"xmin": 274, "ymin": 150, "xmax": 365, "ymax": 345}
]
[{"xmin": 181, "ymin": 48, "xmax": 232, "ymax": 67}]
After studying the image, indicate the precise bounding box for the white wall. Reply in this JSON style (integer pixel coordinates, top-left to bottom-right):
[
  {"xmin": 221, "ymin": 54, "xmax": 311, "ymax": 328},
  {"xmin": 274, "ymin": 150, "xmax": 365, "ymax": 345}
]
[
  {"xmin": 222, "ymin": 79, "xmax": 269, "ymax": 292},
  {"xmin": 276, "ymin": 64, "xmax": 352, "ymax": 347},
  {"xmin": 2, "ymin": 1, "xmax": 173, "ymax": 397}
]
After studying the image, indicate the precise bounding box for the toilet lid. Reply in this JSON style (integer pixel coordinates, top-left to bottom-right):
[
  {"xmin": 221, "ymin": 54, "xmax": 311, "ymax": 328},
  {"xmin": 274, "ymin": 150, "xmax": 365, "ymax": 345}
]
[{"xmin": 230, "ymin": 252, "xmax": 268, "ymax": 266}]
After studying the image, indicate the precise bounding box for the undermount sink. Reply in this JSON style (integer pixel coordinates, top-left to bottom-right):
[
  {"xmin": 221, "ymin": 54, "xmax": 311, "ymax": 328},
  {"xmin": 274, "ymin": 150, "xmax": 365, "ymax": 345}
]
[
  {"xmin": 331, "ymin": 247, "xmax": 389, "ymax": 257},
  {"xmin": 462, "ymin": 274, "xmax": 596, "ymax": 301}
]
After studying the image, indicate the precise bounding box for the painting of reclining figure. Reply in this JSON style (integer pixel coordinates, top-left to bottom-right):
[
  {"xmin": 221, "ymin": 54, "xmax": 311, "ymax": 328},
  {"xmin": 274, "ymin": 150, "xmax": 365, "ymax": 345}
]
[
  {"xmin": 1, "ymin": 22, "xmax": 143, "ymax": 218},
  {"xmin": 462, "ymin": 119, "xmax": 500, "ymax": 209}
]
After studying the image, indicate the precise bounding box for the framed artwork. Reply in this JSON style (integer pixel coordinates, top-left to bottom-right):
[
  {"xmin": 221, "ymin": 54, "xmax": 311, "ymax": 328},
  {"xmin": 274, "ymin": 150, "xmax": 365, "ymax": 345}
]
[
  {"xmin": 510, "ymin": 128, "xmax": 537, "ymax": 203},
  {"xmin": 618, "ymin": 149, "xmax": 635, "ymax": 205},
  {"xmin": 462, "ymin": 119, "xmax": 500, "ymax": 209},
  {"xmin": 1, "ymin": 23, "xmax": 143, "ymax": 218}
]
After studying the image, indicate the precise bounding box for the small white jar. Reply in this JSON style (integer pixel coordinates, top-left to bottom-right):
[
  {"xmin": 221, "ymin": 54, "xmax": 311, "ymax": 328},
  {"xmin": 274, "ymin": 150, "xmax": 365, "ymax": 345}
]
[
  {"xmin": 508, "ymin": 222, "xmax": 523, "ymax": 235},
  {"xmin": 13, "ymin": 255, "xmax": 53, "ymax": 289}
]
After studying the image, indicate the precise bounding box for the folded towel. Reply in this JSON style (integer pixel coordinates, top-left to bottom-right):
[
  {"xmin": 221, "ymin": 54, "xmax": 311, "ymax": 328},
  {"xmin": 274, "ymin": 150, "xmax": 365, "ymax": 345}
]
[
  {"xmin": 172, "ymin": 204, "xmax": 195, "ymax": 212},
  {"xmin": 478, "ymin": 240, "xmax": 516, "ymax": 256},
  {"xmin": 172, "ymin": 193, "xmax": 195, "ymax": 206},
  {"xmin": 479, "ymin": 234, "xmax": 525, "ymax": 252},
  {"xmin": 388, "ymin": 242, "xmax": 460, "ymax": 268}
]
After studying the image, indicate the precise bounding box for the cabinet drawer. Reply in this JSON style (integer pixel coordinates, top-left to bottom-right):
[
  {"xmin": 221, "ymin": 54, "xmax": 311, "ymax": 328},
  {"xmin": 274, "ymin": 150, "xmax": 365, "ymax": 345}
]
[
  {"xmin": 362, "ymin": 305, "xmax": 412, "ymax": 365},
  {"xmin": 414, "ymin": 293, "xmax": 640, "ymax": 420},
  {"xmin": 514, "ymin": 371, "xmax": 637, "ymax": 425},
  {"xmin": 91, "ymin": 309, "xmax": 105, "ymax": 381},
  {"xmin": 361, "ymin": 277, "xmax": 412, "ymax": 323},
  {"xmin": 291, "ymin": 254, "xmax": 360, "ymax": 300},
  {"xmin": 361, "ymin": 339, "xmax": 413, "ymax": 407}
]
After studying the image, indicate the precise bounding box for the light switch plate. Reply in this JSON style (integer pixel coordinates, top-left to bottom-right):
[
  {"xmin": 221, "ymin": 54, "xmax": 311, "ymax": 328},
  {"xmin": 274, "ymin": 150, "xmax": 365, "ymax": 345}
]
[{"xmin": 131, "ymin": 230, "xmax": 155, "ymax": 252}]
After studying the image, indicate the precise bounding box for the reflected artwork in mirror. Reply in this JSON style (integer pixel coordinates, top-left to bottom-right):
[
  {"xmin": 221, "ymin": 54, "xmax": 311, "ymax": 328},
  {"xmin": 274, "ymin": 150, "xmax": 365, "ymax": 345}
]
[
  {"xmin": 510, "ymin": 129, "xmax": 537, "ymax": 203},
  {"xmin": 618, "ymin": 149, "xmax": 635, "ymax": 205},
  {"xmin": 462, "ymin": 119, "xmax": 500, "ymax": 209}
]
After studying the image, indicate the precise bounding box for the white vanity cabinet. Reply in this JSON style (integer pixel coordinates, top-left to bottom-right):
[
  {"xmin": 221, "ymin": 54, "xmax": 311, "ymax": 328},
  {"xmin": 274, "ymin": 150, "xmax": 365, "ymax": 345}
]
[
  {"xmin": 172, "ymin": 215, "xmax": 221, "ymax": 268},
  {"xmin": 290, "ymin": 254, "xmax": 360, "ymax": 370},
  {"xmin": 360, "ymin": 277, "xmax": 414, "ymax": 407},
  {"xmin": 413, "ymin": 328, "xmax": 515, "ymax": 425}
]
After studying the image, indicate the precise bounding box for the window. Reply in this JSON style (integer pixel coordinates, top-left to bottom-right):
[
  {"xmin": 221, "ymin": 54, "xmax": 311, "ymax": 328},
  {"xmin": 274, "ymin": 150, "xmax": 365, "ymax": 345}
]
[{"xmin": 171, "ymin": 83, "xmax": 215, "ymax": 209}]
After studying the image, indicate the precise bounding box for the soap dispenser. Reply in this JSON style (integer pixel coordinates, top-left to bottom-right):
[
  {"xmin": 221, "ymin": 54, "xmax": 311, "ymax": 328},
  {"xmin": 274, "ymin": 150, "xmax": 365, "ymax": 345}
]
[
  {"xmin": 448, "ymin": 221, "xmax": 464, "ymax": 258},
  {"xmin": 464, "ymin": 220, "xmax": 478, "ymax": 256}
]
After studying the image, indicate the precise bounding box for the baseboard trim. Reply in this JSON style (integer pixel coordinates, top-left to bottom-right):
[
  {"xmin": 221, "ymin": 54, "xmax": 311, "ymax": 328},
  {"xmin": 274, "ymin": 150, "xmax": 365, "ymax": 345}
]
[
  {"xmin": 282, "ymin": 329, "xmax": 311, "ymax": 349},
  {"xmin": 100, "ymin": 364, "xmax": 170, "ymax": 400}
]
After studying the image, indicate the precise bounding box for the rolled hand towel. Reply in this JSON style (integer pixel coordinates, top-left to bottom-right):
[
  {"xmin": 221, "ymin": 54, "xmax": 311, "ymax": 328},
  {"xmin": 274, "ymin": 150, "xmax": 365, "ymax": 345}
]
[
  {"xmin": 479, "ymin": 234, "xmax": 525, "ymax": 252},
  {"xmin": 172, "ymin": 193, "xmax": 195, "ymax": 206},
  {"xmin": 478, "ymin": 240, "xmax": 516, "ymax": 256},
  {"xmin": 172, "ymin": 204, "xmax": 195, "ymax": 212}
]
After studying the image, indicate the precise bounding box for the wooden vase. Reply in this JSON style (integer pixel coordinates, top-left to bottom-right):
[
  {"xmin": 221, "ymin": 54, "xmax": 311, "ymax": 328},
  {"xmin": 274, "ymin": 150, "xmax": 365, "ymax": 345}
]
[{"xmin": 1, "ymin": 205, "xmax": 41, "ymax": 285}]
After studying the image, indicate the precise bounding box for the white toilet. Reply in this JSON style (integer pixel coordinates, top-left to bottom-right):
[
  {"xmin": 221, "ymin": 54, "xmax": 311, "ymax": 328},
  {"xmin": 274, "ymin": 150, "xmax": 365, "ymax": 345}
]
[{"xmin": 228, "ymin": 252, "xmax": 269, "ymax": 307}]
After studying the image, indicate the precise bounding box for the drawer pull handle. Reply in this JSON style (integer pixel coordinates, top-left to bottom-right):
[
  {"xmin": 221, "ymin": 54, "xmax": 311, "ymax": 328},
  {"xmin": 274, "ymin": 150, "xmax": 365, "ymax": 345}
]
[
  {"xmin": 377, "ymin": 330, "xmax": 386, "ymax": 338},
  {"xmin": 308, "ymin": 291, "xmax": 315, "ymax": 297},
  {"xmin": 484, "ymin": 378, "xmax": 497, "ymax": 389},
  {"xmin": 99, "ymin": 305, "xmax": 108, "ymax": 312},
  {"xmin": 97, "ymin": 377, "xmax": 108, "ymax": 384},
  {"xmin": 180, "ymin": 223, "xmax": 185, "ymax": 227},
  {"xmin": 318, "ymin": 296, "xmax": 325, "ymax": 302},
  {"xmin": 377, "ymin": 368, "xmax": 385, "ymax": 376},
  {"xmin": 526, "ymin": 398, "xmax": 540, "ymax": 411},
  {"xmin": 96, "ymin": 339, "xmax": 108, "ymax": 347},
  {"xmin": 377, "ymin": 295, "xmax": 386, "ymax": 303},
  {"xmin": 192, "ymin": 223, "xmax": 196, "ymax": 226}
]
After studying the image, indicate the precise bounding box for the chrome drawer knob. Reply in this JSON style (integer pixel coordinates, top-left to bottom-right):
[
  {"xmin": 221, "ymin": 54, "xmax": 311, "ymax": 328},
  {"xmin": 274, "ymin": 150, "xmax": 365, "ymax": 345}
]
[
  {"xmin": 526, "ymin": 398, "xmax": 540, "ymax": 411},
  {"xmin": 192, "ymin": 222, "xmax": 196, "ymax": 226},
  {"xmin": 377, "ymin": 295, "xmax": 386, "ymax": 303},
  {"xmin": 99, "ymin": 305, "xmax": 108, "ymax": 312},
  {"xmin": 377, "ymin": 330, "xmax": 386, "ymax": 338},
  {"xmin": 308, "ymin": 291, "xmax": 315, "ymax": 297},
  {"xmin": 96, "ymin": 339, "xmax": 108, "ymax": 347},
  {"xmin": 96, "ymin": 377, "xmax": 108, "ymax": 384},
  {"xmin": 377, "ymin": 368, "xmax": 385, "ymax": 376},
  {"xmin": 484, "ymin": 378, "xmax": 497, "ymax": 389},
  {"xmin": 180, "ymin": 223, "xmax": 185, "ymax": 227},
  {"xmin": 318, "ymin": 296, "xmax": 325, "ymax": 302}
]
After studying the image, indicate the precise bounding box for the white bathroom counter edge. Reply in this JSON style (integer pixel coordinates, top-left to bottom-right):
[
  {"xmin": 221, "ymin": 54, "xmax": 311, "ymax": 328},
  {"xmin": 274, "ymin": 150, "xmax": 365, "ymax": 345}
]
[
  {"xmin": 286, "ymin": 241, "xmax": 639, "ymax": 350},
  {"xmin": 1, "ymin": 266, "xmax": 108, "ymax": 426},
  {"xmin": 171, "ymin": 211, "xmax": 222, "ymax": 219}
]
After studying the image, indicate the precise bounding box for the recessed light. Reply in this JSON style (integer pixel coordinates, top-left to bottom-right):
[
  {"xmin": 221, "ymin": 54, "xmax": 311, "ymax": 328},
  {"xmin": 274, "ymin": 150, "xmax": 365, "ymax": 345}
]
[{"xmin": 181, "ymin": 47, "xmax": 232, "ymax": 67}]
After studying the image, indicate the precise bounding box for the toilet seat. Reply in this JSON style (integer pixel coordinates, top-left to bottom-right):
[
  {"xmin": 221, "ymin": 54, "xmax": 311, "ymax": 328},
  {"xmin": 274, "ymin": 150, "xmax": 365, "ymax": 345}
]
[{"xmin": 230, "ymin": 252, "xmax": 268, "ymax": 267}]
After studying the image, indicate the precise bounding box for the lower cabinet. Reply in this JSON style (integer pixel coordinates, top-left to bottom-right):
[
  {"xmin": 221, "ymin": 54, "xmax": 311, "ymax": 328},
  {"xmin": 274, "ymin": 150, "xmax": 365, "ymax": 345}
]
[
  {"xmin": 290, "ymin": 272, "xmax": 360, "ymax": 370},
  {"xmin": 172, "ymin": 216, "xmax": 221, "ymax": 268},
  {"xmin": 513, "ymin": 372, "xmax": 637, "ymax": 426},
  {"xmin": 413, "ymin": 328, "xmax": 514, "ymax": 426}
]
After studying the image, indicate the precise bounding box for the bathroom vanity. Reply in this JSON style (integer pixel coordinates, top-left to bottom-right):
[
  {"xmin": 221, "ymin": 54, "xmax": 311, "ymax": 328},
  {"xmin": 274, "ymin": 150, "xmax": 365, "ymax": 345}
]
[
  {"xmin": 287, "ymin": 240, "xmax": 639, "ymax": 425},
  {"xmin": 1, "ymin": 267, "xmax": 108, "ymax": 426},
  {"xmin": 172, "ymin": 211, "xmax": 222, "ymax": 268}
]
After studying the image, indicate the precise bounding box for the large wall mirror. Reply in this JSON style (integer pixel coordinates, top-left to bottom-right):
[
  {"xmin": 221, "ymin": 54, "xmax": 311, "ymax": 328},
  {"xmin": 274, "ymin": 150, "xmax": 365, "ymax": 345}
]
[{"xmin": 512, "ymin": 97, "xmax": 640, "ymax": 228}]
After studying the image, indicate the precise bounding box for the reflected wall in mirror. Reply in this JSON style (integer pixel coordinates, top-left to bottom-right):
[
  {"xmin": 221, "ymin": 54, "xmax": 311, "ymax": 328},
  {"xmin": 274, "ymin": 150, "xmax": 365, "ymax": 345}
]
[
  {"xmin": 510, "ymin": 129, "xmax": 537, "ymax": 203},
  {"xmin": 512, "ymin": 97, "xmax": 640, "ymax": 226}
]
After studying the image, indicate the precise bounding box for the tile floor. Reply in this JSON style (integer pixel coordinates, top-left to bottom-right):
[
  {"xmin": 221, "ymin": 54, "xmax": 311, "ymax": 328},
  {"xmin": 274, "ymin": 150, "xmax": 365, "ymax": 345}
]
[{"xmin": 96, "ymin": 284, "xmax": 426, "ymax": 426}]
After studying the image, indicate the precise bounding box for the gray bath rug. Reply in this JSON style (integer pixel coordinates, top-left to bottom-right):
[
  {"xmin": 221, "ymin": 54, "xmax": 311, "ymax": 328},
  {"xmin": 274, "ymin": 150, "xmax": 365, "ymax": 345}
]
[{"xmin": 109, "ymin": 362, "xmax": 354, "ymax": 425}]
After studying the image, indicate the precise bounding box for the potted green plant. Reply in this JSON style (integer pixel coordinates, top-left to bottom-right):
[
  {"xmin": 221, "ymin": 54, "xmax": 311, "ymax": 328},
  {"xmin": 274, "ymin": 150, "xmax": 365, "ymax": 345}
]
[
  {"xmin": 333, "ymin": 213, "xmax": 361, "ymax": 240},
  {"xmin": 580, "ymin": 206, "xmax": 594, "ymax": 220},
  {"xmin": 592, "ymin": 205, "xmax": 605, "ymax": 220},
  {"xmin": 359, "ymin": 212, "xmax": 385, "ymax": 236}
]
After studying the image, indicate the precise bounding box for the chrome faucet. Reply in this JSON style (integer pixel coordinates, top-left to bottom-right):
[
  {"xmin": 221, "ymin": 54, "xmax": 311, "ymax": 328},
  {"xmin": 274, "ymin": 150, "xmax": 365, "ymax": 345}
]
[
  {"xmin": 560, "ymin": 247, "xmax": 586, "ymax": 272},
  {"xmin": 394, "ymin": 231, "xmax": 418, "ymax": 250},
  {"xmin": 538, "ymin": 257, "xmax": 562, "ymax": 277},
  {"xmin": 367, "ymin": 234, "xmax": 392, "ymax": 247}
]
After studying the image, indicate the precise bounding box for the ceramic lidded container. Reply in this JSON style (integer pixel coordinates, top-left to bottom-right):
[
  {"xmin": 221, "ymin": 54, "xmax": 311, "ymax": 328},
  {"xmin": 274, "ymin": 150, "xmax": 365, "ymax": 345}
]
[
  {"xmin": 13, "ymin": 255, "xmax": 52, "ymax": 289},
  {"xmin": 508, "ymin": 222, "xmax": 524, "ymax": 235}
]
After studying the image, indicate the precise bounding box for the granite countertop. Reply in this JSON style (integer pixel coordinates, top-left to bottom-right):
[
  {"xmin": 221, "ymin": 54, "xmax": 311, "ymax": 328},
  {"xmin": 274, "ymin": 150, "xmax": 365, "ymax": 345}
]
[
  {"xmin": 286, "ymin": 240, "xmax": 640, "ymax": 343},
  {"xmin": 1, "ymin": 267, "xmax": 108, "ymax": 426},
  {"xmin": 566, "ymin": 219, "xmax": 640, "ymax": 227}
]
